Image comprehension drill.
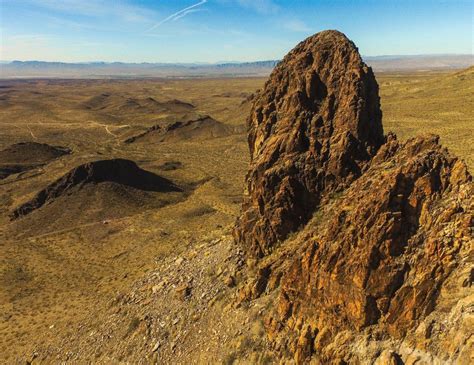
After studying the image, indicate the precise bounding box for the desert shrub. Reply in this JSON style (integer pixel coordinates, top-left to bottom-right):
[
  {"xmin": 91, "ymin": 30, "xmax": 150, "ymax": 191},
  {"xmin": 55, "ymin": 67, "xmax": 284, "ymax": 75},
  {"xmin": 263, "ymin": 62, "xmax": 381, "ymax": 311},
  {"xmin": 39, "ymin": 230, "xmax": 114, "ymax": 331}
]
[
  {"xmin": 223, "ymin": 352, "xmax": 237, "ymax": 365},
  {"xmin": 183, "ymin": 204, "xmax": 216, "ymax": 218},
  {"xmin": 158, "ymin": 161, "xmax": 182, "ymax": 171}
]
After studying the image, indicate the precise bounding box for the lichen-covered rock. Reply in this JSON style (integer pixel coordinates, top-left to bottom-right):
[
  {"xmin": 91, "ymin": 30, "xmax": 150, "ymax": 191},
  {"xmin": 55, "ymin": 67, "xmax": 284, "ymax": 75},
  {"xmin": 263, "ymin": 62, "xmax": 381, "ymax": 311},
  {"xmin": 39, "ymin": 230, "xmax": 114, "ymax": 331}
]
[{"xmin": 234, "ymin": 30, "xmax": 384, "ymax": 258}]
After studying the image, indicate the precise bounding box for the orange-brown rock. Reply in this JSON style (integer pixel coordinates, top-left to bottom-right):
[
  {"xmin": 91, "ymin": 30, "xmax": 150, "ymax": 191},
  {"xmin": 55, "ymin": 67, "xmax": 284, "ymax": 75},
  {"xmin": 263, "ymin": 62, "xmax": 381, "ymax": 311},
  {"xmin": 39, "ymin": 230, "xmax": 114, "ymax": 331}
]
[
  {"xmin": 234, "ymin": 30, "xmax": 384, "ymax": 258},
  {"xmin": 235, "ymin": 30, "xmax": 473, "ymax": 364},
  {"xmin": 268, "ymin": 134, "xmax": 472, "ymax": 363}
]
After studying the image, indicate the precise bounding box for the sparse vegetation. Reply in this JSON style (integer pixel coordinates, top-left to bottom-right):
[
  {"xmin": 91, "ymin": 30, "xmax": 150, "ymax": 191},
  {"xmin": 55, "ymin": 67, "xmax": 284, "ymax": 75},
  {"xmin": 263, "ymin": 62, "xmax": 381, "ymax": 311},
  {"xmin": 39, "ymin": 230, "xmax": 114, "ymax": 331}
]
[
  {"xmin": 125, "ymin": 316, "xmax": 141, "ymax": 337},
  {"xmin": 157, "ymin": 161, "xmax": 183, "ymax": 171},
  {"xmin": 0, "ymin": 68, "xmax": 472, "ymax": 362},
  {"xmin": 182, "ymin": 204, "xmax": 217, "ymax": 218}
]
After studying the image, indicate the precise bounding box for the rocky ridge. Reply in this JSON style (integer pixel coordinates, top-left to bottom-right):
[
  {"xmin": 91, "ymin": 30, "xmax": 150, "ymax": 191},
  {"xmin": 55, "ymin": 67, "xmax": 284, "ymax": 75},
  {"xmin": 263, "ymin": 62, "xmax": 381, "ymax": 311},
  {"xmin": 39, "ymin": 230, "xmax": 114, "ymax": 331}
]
[
  {"xmin": 124, "ymin": 115, "xmax": 240, "ymax": 144},
  {"xmin": 235, "ymin": 30, "xmax": 473, "ymax": 363},
  {"xmin": 83, "ymin": 94, "xmax": 194, "ymax": 114}
]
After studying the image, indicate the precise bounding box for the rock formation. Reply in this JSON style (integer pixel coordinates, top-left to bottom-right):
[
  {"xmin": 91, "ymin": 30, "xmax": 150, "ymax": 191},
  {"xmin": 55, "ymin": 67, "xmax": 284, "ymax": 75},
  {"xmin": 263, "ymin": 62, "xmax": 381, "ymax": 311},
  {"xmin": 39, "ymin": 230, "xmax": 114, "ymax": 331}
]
[
  {"xmin": 235, "ymin": 30, "xmax": 473, "ymax": 364},
  {"xmin": 11, "ymin": 158, "xmax": 181, "ymax": 219},
  {"xmin": 268, "ymin": 134, "xmax": 473, "ymax": 363},
  {"xmin": 234, "ymin": 30, "xmax": 384, "ymax": 258}
]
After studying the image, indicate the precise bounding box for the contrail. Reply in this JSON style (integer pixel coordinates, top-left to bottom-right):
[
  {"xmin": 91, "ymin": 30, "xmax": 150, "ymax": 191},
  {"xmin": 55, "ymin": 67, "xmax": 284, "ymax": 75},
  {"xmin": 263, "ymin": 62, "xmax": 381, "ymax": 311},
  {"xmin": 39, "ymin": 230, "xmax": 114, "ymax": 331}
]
[
  {"xmin": 172, "ymin": 8, "xmax": 202, "ymax": 21},
  {"xmin": 147, "ymin": 0, "xmax": 207, "ymax": 32}
]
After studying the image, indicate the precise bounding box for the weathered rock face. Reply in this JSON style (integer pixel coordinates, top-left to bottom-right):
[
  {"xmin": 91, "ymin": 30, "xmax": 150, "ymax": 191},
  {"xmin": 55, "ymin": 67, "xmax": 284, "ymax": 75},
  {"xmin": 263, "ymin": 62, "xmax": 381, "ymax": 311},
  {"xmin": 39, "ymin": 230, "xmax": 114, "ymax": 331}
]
[
  {"xmin": 235, "ymin": 30, "xmax": 473, "ymax": 364},
  {"xmin": 234, "ymin": 30, "xmax": 384, "ymax": 258},
  {"xmin": 267, "ymin": 135, "xmax": 473, "ymax": 363}
]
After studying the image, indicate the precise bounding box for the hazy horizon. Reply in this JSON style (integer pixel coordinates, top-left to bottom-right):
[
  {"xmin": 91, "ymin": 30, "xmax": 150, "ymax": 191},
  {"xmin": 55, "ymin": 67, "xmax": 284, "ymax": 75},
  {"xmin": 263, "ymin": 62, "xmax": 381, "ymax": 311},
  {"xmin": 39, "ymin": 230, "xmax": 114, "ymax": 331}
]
[
  {"xmin": 1, "ymin": 0, "xmax": 473, "ymax": 63},
  {"xmin": 1, "ymin": 52, "xmax": 473, "ymax": 65}
]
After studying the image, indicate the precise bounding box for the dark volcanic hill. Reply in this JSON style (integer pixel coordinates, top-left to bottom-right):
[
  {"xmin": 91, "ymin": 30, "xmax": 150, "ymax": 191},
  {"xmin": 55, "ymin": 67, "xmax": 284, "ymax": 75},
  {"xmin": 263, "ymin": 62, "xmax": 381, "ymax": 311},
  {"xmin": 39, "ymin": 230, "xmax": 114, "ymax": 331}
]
[
  {"xmin": 0, "ymin": 142, "xmax": 70, "ymax": 179},
  {"xmin": 124, "ymin": 115, "xmax": 240, "ymax": 144},
  {"xmin": 83, "ymin": 94, "xmax": 194, "ymax": 115},
  {"xmin": 10, "ymin": 159, "xmax": 184, "ymax": 234},
  {"xmin": 235, "ymin": 30, "xmax": 473, "ymax": 364}
]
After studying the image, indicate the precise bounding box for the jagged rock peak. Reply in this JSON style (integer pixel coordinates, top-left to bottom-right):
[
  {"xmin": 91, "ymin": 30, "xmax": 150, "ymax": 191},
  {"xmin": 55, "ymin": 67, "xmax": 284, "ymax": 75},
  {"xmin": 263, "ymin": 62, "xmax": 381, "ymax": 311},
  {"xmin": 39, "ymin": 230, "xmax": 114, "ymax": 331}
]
[{"xmin": 234, "ymin": 30, "xmax": 384, "ymax": 257}]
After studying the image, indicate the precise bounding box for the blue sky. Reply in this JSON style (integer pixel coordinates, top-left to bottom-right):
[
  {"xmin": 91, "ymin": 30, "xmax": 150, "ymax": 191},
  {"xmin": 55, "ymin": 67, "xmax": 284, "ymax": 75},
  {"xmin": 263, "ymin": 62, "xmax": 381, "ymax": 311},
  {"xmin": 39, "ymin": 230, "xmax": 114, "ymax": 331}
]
[{"xmin": 0, "ymin": 0, "xmax": 472, "ymax": 62}]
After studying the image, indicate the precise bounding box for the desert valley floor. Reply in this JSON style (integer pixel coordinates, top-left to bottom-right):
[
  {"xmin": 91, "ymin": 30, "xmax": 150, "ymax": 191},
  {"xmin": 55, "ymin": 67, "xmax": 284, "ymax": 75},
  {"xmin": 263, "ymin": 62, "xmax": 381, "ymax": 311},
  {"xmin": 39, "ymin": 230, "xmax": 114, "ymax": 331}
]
[{"xmin": 0, "ymin": 67, "xmax": 473, "ymax": 363}]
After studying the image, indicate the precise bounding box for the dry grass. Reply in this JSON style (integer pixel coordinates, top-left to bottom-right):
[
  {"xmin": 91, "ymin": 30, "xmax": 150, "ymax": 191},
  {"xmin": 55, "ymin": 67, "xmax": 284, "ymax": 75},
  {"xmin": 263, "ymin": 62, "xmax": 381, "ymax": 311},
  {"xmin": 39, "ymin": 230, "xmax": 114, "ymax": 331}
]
[
  {"xmin": 0, "ymin": 69, "xmax": 472, "ymax": 362},
  {"xmin": 378, "ymin": 67, "xmax": 473, "ymax": 168}
]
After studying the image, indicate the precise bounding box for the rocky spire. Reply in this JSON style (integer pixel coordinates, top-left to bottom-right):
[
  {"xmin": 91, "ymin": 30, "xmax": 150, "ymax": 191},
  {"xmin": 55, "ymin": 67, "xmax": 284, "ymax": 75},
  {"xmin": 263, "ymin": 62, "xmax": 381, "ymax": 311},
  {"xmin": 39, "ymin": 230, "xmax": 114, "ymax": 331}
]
[{"xmin": 234, "ymin": 30, "xmax": 384, "ymax": 257}]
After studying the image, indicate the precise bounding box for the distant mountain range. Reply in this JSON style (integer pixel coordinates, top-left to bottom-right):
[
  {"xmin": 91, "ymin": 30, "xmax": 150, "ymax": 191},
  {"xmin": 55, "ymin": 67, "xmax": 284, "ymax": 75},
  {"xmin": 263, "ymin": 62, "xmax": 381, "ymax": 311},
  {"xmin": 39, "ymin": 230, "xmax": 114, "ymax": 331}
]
[{"xmin": 1, "ymin": 55, "xmax": 472, "ymax": 78}]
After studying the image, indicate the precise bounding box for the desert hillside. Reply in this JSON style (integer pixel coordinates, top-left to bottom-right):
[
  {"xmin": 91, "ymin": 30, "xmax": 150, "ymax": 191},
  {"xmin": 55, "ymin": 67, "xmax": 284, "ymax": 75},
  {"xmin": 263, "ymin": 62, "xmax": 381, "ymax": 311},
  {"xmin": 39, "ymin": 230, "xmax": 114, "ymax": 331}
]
[{"xmin": 0, "ymin": 31, "xmax": 472, "ymax": 364}]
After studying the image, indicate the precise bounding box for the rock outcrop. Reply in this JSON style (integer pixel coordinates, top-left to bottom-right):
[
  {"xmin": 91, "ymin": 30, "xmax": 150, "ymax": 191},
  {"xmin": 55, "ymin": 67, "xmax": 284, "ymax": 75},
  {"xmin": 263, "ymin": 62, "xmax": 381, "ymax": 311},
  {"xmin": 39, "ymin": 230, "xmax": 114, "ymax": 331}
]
[
  {"xmin": 268, "ymin": 134, "xmax": 473, "ymax": 363},
  {"xmin": 235, "ymin": 30, "xmax": 473, "ymax": 364},
  {"xmin": 234, "ymin": 30, "xmax": 384, "ymax": 258},
  {"xmin": 11, "ymin": 158, "xmax": 181, "ymax": 219}
]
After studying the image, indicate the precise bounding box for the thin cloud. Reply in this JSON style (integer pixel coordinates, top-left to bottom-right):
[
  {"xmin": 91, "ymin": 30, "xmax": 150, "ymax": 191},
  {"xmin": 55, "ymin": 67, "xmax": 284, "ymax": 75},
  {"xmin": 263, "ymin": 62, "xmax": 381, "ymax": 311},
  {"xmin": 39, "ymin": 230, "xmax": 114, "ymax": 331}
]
[
  {"xmin": 18, "ymin": 0, "xmax": 156, "ymax": 23},
  {"xmin": 284, "ymin": 19, "xmax": 311, "ymax": 33},
  {"xmin": 14, "ymin": 3, "xmax": 156, "ymax": 35},
  {"xmin": 146, "ymin": 0, "xmax": 207, "ymax": 32}
]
